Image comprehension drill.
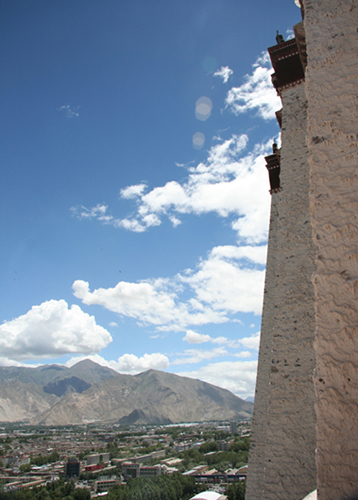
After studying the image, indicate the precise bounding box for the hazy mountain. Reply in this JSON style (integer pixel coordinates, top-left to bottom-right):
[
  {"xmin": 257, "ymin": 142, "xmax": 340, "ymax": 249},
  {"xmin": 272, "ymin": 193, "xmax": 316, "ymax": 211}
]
[
  {"xmin": 0, "ymin": 380, "xmax": 58, "ymax": 423},
  {"xmin": 0, "ymin": 361, "xmax": 253, "ymax": 425},
  {"xmin": 0, "ymin": 359, "xmax": 118, "ymax": 399}
]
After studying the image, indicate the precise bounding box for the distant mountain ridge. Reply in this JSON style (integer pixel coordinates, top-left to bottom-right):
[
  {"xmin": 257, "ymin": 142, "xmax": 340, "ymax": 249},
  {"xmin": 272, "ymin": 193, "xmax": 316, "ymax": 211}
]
[
  {"xmin": 0, "ymin": 360, "xmax": 253, "ymax": 425},
  {"xmin": 0, "ymin": 359, "xmax": 118, "ymax": 387}
]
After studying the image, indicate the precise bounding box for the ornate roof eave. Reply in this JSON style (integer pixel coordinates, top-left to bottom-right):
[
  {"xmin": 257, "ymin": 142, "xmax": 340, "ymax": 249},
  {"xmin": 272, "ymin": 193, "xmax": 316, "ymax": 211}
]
[
  {"xmin": 268, "ymin": 36, "xmax": 305, "ymax": 94},
  {"xmin": 274, "ymin": 77, "xmax": 305, "ymax": 97}
]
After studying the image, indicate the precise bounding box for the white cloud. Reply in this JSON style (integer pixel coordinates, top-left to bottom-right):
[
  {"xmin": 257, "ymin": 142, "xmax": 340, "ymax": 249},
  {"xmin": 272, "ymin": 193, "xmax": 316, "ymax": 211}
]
[
  {"xmin": 115, "ymin": 353, "xmax": 169, "ymax": 374},
  {"xmin": 0, "ymin": 300, "xmax": 112, "ymax": 361},
  {"xmin": 225, "ymin": 52, "xmax": 281, "ymax": 120},
  {"xmin": 132, "ymin": 135, "xmax": 271, "ymax": 243},
  {"xmin": 66, "ymin": 353, "xmax": 169, "ymax": 375},
  {"xmin": 213, "ymin": 66, "xmax": 233, "ymax": 83},
  {"xmin": 71, "ymin": 204, "xmax": 114, "ymax": 223},
  {"xmin": 235, "ymin": 351, "xmax": 252, "ymax": 358},
  {"xmin": 71, "ymin": 133, "xmax": 271, "ymax": 244},
  {"xmin": 210, "ymin": 245, "xmax": 267, "ymax": 265},
  {"xmin": 180, "ymin": 248, "xmax": 265, "ymax": 315},
  {"xmin": 169, "ymin": 215, "xmax": 182, "ymax": 227},
  {"xmin": 211, "ymin": 336, "xmax": 230, "ymax": 345},
  {"xmin": 0, "ymin": 357, "xmax": 37, "ymax": 368},
  {"xmin": 177, "ymin": 360, "xmax": 258, "ymax": 399},
  {"xmin": 239, "ymin": 332, "xmax": 260, "ymax": 350},
  {"xmin": 114, "ymin": 218, "xmax": 147, "ymax": 232},
  {"xmin": 120, "ymin": 184, "xmax": 147, "ymax": 199},
  {"xmin": 73, "ymin": 278, "xmax": 185, "ymax": 327},
  {"xmin": 109, "ymin": 322, "xmax": 118, "ymax": 327},
  {"xmin": 59, "ymin": 104, "xmax": 79, "ymax": 118},
  {"xmin": 184, "ymin": 330, "xmax": 212, "ymax": 344},
  {"xmin": 72, "ymin": 243, "xmax": 265, "ymax": 332},
  {"xmin": 172, "ymin": 346, "xmax": 228, "ymax": 365},
  {"xmin": 286, "ymin": 28, "xmax": 295, "ymax": 40}
]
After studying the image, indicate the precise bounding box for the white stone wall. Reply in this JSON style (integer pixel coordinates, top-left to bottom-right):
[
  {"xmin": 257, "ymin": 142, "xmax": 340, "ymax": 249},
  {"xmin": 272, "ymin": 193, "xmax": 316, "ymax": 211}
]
[
  {"xmin": 303, "ymin": 0, "xmax": 358, "ymax": 498},
  {"xmin": 246, "ymin": 82, "xmax": 317, "ymax": 500},
  {"xmin": 245, "ymin": 193, "xmax": 279, "ymax": 500}
]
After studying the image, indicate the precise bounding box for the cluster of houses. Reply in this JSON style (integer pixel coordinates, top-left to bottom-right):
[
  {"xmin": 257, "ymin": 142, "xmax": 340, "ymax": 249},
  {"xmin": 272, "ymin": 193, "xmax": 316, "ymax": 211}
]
[{"xmin": 0, "ymin": 422, "xmax": 250, "ymax": 496}]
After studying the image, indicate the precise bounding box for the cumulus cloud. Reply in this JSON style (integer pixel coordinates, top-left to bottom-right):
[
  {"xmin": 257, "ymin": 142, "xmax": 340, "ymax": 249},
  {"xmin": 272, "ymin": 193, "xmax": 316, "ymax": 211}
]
[
  {"xmin": 213, "ymin": 66, "xmax": 233, "ymax": 83},
  {"xmin": 177, "ymin": 360, "xmax": 258, "ymax": 399},
  {"xmin": 225, "ymin": 52, "xmax": 281, "ymax": 120},
  {"xmin": 235, "ymin": 351, "xmax": 253, "ymax": 358},
  {"xmin": 72, "ymin": 243, "xmax": 265, "ymax": 332},
  {"xmin": 72, "ymin": 278, "xmax": 186, "ymax": 327},
  {"xmin": 120, "ymin": 184, "xmax": 147, "ymax": 199},
  {"xmin": 182, "ymin": 328, "xmax": 261, "ymax": 354},
  {"xmin": 0, "ymin": 300, "xmax": 112, "ymax": 361},
  {"xmin": 210, "ymin": 245, "xmax": 267, "ymax": 264},
  {"xmin": 184, "ymin": 330, "xmax": 212, "ymax": 344},
  {"xmin": 59, "ymin": 104, "xmax": 79, "ymax": 118},
  {"xmin": 172, "ymin": 346, "xmax": 228, "ymax": 365},
  {"xmin": 181, "ymin": 247, "xmax": 265, "ymax": 316},
  {"xmin": 239, "ymin": 331, "xmax": 260, "ymax": 350},
  {"xmin": 71, "ymin": 133, "xmax": 271, "ymax": 243},
  {"xmin": 115, "ymin": 353, "xmax": 169, "ymax": 374},
  {"xmin": 66, "ymin": 353, "xmax": 169, "ymax": 375}
]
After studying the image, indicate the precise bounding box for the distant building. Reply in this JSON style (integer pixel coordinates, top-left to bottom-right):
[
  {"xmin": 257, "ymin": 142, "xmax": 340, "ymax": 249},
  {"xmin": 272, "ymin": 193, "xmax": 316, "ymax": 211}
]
[
  {"xmin": 139, "ymin": 465, "xmax": 166, "ymax": 478},
  {"xmin": 175, "ymin": 442, "xmax": 188, "ymax": 452},
  {"xmin": 134, "ymin": 450, "xmax": 165, "ymax": 462},
  {"xmin": 65, "ymin": 460, "xmax": 80, "ymax": 478},
  {"xmin": 122, "ymin": 461, "xmax": 166, "ymax": 479},
  {"xmin": 122, "ymin": 462, "xmax": 140, "ymax": 478},
  {"xmin": 230, "ymin": 421, "xmax": 237, "ymax": 435},
  {"xmin": 86, "ymin": 452, "xmax": 110, "ymax": 466},
  {"xmin": 226, "ymin": 468, "xmax": 247, "ymax": 483},
  {"xmin": 85, "ymin": 463, "xmax": 105, "ymax": 472},
  {"xmin": 94, "ymin": 478, "xmax": 120, "ymax": 493},
  {"xmin": 161, "ymin": 458, "xmax": 183, "ymax": 467}
]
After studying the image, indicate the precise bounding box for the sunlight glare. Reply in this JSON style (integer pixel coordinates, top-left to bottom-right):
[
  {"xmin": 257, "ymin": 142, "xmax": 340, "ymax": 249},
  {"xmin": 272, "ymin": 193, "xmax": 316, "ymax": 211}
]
[
  {"xmin": 195, "ymin": 96, "xmax": 212, "ymax": 121},
  {"xmin": 192, "ymin": 132, "xmax": 205, "ymax": 149}
]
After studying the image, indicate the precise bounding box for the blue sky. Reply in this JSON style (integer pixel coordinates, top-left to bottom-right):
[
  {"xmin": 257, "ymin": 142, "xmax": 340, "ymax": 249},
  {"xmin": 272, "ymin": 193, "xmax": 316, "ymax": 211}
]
[{"xmin": 0, "ymin": 0, "xmax": 301, "ymax": 399}]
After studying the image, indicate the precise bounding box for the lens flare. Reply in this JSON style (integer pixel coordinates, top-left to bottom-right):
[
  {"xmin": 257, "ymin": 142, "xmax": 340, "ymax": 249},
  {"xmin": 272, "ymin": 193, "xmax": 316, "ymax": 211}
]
[
  {"xmin": 192, "ymin": 132, "xmax": 205, "ymax": 150},
  {"xmin": 195, "ymin": 97, "xmax": 212, "ymax": 121}
]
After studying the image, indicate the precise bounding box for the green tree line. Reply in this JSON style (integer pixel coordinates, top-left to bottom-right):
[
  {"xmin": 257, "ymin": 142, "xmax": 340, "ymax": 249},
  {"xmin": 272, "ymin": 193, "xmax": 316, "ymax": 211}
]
[
  {"xmin": 178, "ymin": 437, "xmax": 249, "ymax": 472},
  {"xmin": 0, "ymin": 473, "xmax": 199, "ymax": 500},
  {"xmin": 107, "ymin": 473, "xmax": 200, "ymax": 500},
  {"xmin": 0, "ymin": 479, "xmax": 90, "ymax": 500}
]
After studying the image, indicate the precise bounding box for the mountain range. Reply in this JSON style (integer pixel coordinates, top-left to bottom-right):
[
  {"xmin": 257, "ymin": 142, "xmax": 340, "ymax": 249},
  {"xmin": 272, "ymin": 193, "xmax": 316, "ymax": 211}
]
[{"xmin": 0, "ymin": 360, "xmax": 253, "ymax": 425}]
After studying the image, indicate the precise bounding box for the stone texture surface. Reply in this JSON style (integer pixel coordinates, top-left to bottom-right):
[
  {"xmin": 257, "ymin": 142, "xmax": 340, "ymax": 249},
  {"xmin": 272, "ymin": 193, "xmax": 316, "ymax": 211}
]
[
  {"xmin": 246, "ymin": 83, "xmax": 317, "ymax": 500},
  {"xmin": 245, "ymin": 194, "xmax": 279, "ymax": 500},
  {"xmin": 303, "ymin": 0, "xmax": 358, "ymax": 498}
]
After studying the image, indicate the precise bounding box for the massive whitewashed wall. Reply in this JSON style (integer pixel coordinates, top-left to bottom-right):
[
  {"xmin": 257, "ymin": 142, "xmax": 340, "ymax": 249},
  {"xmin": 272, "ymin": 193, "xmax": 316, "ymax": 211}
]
[
  {"xmin": 246, "ymin": 82, "xmax": 317, "ymax": 500},
  {"xmin": 246, "ymin": 2, "xmax": 358, "ymax": 498},
  {"xmin": 245, "ymin": 194, "xmax": 279, "ymax": 500},
  {"xmin": 303, "ymin": 0, "xmax": 358, "ymax": 498}
]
